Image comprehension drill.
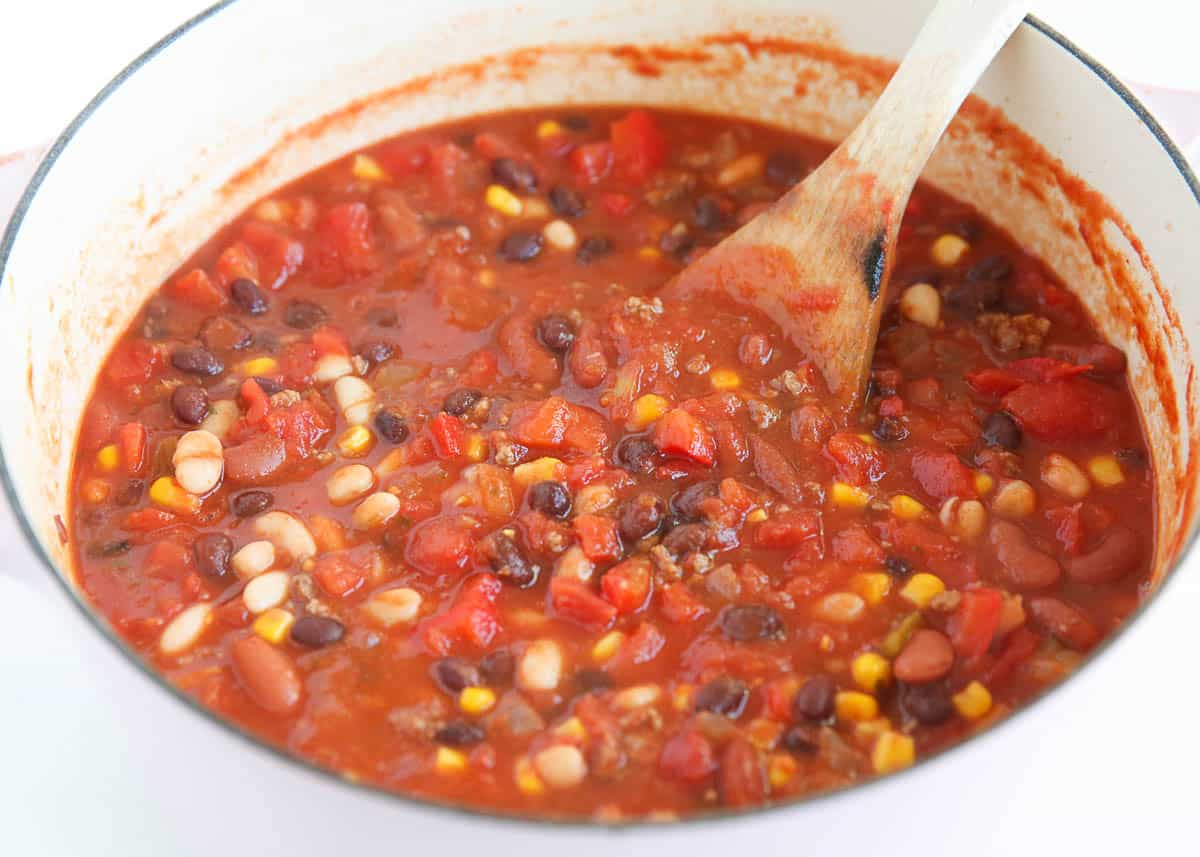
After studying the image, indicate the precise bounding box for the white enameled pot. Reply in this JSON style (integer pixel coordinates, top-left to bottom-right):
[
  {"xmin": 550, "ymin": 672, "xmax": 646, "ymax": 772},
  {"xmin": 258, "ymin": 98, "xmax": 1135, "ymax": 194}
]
[{"xmin": 2, "ymin": 1, "xmax": 1198, "ymax": 853}]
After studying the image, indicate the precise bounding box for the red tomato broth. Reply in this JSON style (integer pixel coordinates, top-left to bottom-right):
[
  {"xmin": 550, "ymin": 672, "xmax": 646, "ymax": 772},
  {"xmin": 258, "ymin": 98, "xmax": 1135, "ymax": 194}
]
[{"xmin": 69, "ymin": 107, "xmax": 1155, "ymax": 819}]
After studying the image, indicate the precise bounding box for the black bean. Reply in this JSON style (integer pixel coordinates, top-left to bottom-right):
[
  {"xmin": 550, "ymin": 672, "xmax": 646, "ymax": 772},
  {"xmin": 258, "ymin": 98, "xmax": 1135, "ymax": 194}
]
[
  {"xmin": 89, "ymin": 539, "xmax": 132, "ymax": 557},
  {"xmin": 528, "ymin": 481, "xmax": 572, "ymax": 519},
  {"xmin": 884, "ymin": 555, "xmax": 913, "ymax": 578},
  {"xmin": 765, "ymin": 151, "xmax": 805, "ymax": 187},
  {"xmin": 431, "ymin": 657, "xmax": 480, "ymax": 695},
  {"xmin": 374, "ymin": 408, "xmax": 410, "ymax": 444},
  {"xmin": 356, "ymin": 340, "xmax": 394, "ymax": 367},
  {"xmin": 694, "ymin": 677, "xmax": 749, "ymax": 718},
  {"xmin": 487, "ymin": 532, "xmax": 538, "ymax": 588},
  {"xmin": 491, "ymin": 157, "xmax": 537, "ymax": 193},
  {"xmin": 966, "ymin": 254, "xmax": 1013, "ymax": 283},
  {"xmin": 872, "ymin": 415, "xmax": 909, "ymax": 443},
  {"xmin": 250, "ymin": 376, "xmax": 283, "ymax": 396},
  {"xmin": 230, "ymin": 278, "xmax": 269, "ymax": 315},
  {"xmin": 720, "ymin": 604, "xmax": 786, "ymax": 642},
  {"xmin": 1116, "ymin": 447, "xmax": 1148, "ymax": 468},
  {"xmin": 479, "ymin": 649, "xmax": 514, "ymax": 686},
  {"xmin": 662, "ymin": 522, "xmax": 709, "ymax": 556},
  {"xmin": 549, "ymin": 186, "xmax": 586, "ymax": 218},
  {"xmin": 670, "ymin": 480, "xmax": 718, "ymax": 521},
  {"xmin": 536, "ymin": 314, "xmax": 575, "ymax": 353},
  {"xmin": 617, "ymin": 493, "xmax": 667, "ymax": 544},
  {"xmin": 231, "ymin": 490, "xmax": 273, "ymax": 518},
  {"xmin": 284, "ymin": 300, "xmax": 328, "ymax": 329},
  {"xmin": 658, "ymin": 223, "xmax": 694, "ymax": 257},
  {"xmin": 114, "ymin": 479, "xmax": 144, "ymax": 507},
  {"xmin": 615, "ymin": 435, "xmax": 659, "ymax": 475},
  {"xmin": 171, "ymin": 345, "xmax": 223, "ymax": 377},
  {"xmin": 435, "ymin": 719, "xmax": 486, "ymax": 747},
  {"xmin": 982, "ymin": 411, "xmax": 1021, "ymax": 451},
  {"xmin": 576, "ymin": 235, "xmax": 613, "ymax": 263},
  {"xmin": 499, "ymin": 232, "xmax": 543, "ymax": 263},
  {"xmin": 781, "ymin": 723, "xmax": 820, "ymax": 754},
  {"xmin": 170, "ymin": 384, "xmax": 209, "ymax": 425},
  {"xmin": 900, "ymin": 681, "xmax": 954, "ymax": 725},
  {"xmin": 365, "ymin": 306, "xmax": 399, "ymax": 327},
  {"xmin": 693, "ymin": 195, "xmax": 727, "ymax": 231},
  {"xmin": 792, "ymin": 675, "xmax": 836, "ymax": 721},
  {"xmin": 290, "ymin": 616, "xmax": 345, "ymax": 648},
  {"xmin": 561, "ymin": 114, "xmax": 590, "ymax": 131},
  {"xmin": 443, "ymin": 388, "xmax": 482, "ymax": 417},
  {"xmin": 574, "ymin": 668, "xmax": 614, "ymax": 694},
  {"xmin": 193, "ymin": 533, "xmax": 233, "ymax": 580}
]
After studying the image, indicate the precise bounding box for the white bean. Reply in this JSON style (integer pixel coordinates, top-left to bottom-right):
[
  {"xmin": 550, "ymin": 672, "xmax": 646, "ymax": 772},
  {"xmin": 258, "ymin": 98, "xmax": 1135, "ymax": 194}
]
[
  {"xmin": 242, "ymin": 570, "xmax": 290, "ymax": 614},
  {"xmin": 364, "ymin": 587, "xmax": 422, "ymax": 627},
  {"xmin": 573, "ymin": 484, "xmax": 615, "ymax": 515},
  {"xmin": 1041, "ymin": 453, "xmax": 1090, "ymax": 500},
  {"xmin": 199, "ymin": 399, "xmax": 239, "ymax": 439},
  {"xmin": 326, "ymin": 464, "xmax": 375, "ymax": 506},
  {"xmin": 553, "ymin": 546, "xmax": 594, "ymax": 583},
  {"xmin": 543, "ymin": 219, "xmax": 578, "ymax": 251},
  {"xmin": 232, "ymin": 540, "xmax": 276, "ymax": 580},
  {"xmin": 533, "ymin": 745, "xmax": 587, "ymax": 789},
  {"xmin": 254, "ymin": 511, "xmax": 317, "ymax": 562},
  {"xmin": 159, "ymin": 602, "xmax": 212, "ymax": 655},
  {"xmin": 517, "ymin": 639, "xmax": 563, "ymax": 692},
  {"xmin": 899, "ymin": 283, "xmax": 941, "ymax": 328},
  {"xmin": 314, "ymin": 353, "xmax": 354, "ymax": 384},
  {"xmin": 334, "ymin": 375, "xmax": 375, "ymax": 426},
  {"xmin": 352, "ymin": 491, "xmax": 401, "ymax": 530},
  {"xmin": 612, "ymin": 683, "xmax": 662, "ymax": 711},
  {"xmin": 814, "ymin": 592, "xmax": 866, "ymax": 623},
  {"xmin": 172, "ymin": 429, "xmax": 224, "ymax": 495},
  {"xmin": 992, "ymin": 479, "xmax": 1037, "ymax": 519}
]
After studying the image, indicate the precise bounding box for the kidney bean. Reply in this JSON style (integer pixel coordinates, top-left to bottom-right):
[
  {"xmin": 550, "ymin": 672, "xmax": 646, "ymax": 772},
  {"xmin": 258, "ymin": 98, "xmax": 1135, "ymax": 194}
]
[
  {"xmin": 536, "ymin": 314, "xmax": 575, "ymax": 353},
  {"xmin": 1046, "ymin": 343, "xmax": 1126, "ymax": 376},
  {"xmin": 224, "ymin": 434, "xmax": 287, "ymax": 484},
  {"xmin": 443, "ymin": 388, "xmax": 482, "ymax": 416},
  {"xmin": 491, "ymin": 157, "xmax": 537, "ymax": 192},
  {"xmin": 284, "ymin": 300, "xmax": 327, "ymax": 329},
  {"xmin": 431, "ymin": 657, "xmax": 480, "ymax": 694},
  {"xmin": 230, "ymin": 278, "xmax": 268, "ymax": 315},
  {"xmin": 982, "ymin": 412, "xmax": 1021, "ymax": 450},
  {"xmin": 720, "ymin": 604, "xmax": 785, "ymax": 642},
  {"xmin": 435, "ymin": 719, "xmax": 486, "ymax": 747},
  {"xmin": 199, "ymin": 316, "xmax": 252, "ymax": 352},
  {"xmin": 872, "ymin": 415, "xmax": 909, "ymax": 443},
  {"xmin": 662, "ymin": 522, "xmax": 709, "ymax": 556},
  {"xmin": 231, "ymin": 636, "xmax": 302, "ymax": 714},
  {"xmin": 290, "ymin": 615, "xmax": 345, "ymax": 648},
  {"xmin": 894, "ymin": 629, "xmax": 955, "ymax": 683},
  {"xmin": 670, "ymin": 480, "xmax": 718, "ymax": 522},
  {"xmin": 1066, "ymin": 525, "xmax": 1140, "ymax": 584},
  {"xmin": 479, "ymin": 648, "xmax": 514, "ymax": 686},
  {"xmin": 792, "ymin": 674, "xmax": 836, "ymax": 721},
  {"xmin": 717, "ymin": 736, "xmax": 766, "ymax": 808},
  {"xmin": 617, "ymin": 493, "xmax": 667, "ymax": 544},
  {"xmin": 576, "ymin": 235, "xmax": 613, "ymax": 263},
  {"xmin": 171, "ymin": 345, "xmax": 223, "ymax": 376},
  {"xmin": 694, "ymin": 676, "xmax": 749, "ymax": 718},
  {"xmin": 548, "ymin": 186, "xmax": 585, "ymax": 218},
  {"xmin": 487, "ymin": 532, "xmax": 537, "ymax": 587},
  {"xmin": 170, "ymin": 384, "xmax": 210, "ymax": 425},
  {"xmin": 231, "ymin": 490, "xmax": 273, "ymax": 517},
  {"xmin": 765, "ymin": 150, "xmax": 805, "ymax": 187},
  {"xmin": 499, "ymin": 232, "xmax": 543, "ymax": 262},
  {"xmin": 1028, "ymin": 596, "xmax": 1101, "ymax": 651},
  {"xmin": 374, "ymin": 408, "xmax": 409, "ymax": 444},
  {"xmin": 528, "ymin": 481, "xmax": 572, "ymax": 519},
  {"xmin": 990, "ymin": 521, "xmax": 1061, "ymax": 589},
  {"xmin": 114, "ymin": 479, "xmax": 145, "ymax": 506},
  {"xmin": 900, "ymin": 682, "xmax": 953, "ymax": 725},
  {"xmin": 193, "ymin": 533, "xmax": 233, "ymax": 580}
]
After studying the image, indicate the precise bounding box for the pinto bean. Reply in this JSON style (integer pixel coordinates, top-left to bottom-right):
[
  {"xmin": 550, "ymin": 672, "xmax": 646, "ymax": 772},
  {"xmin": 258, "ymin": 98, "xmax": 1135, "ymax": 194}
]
[
  {"xmin": 1066, "ymin": 525, "xmax": 1140, "ymax": 584},
  {"xmin": 225, "ymin": 433, "xmax": 287, "ymax": 484},
  {"xmin": 893, "ymin": 630, "xmax": 955, "ymax": 683},
  {"xmin": 568, "ymin": 321, "xmax": 609, "ymax": 389},
  {"xmin": 717, "ymin": 736, "xmax": 766, "ymax": 808},
  {"xmin": 749, "ymin": 435, "xmax": 805, "ymax": 504},
  {"xmin": 497, "ymin": 312, "xmax": 560, "ymax": 385},
  {"xmin": 989, "ymin": 520, "xmax": 1061, "ymax": 589},
  {"xmin": 231, "ymin": 635, "xmax": 302, "ymax": 714},
  {"xmin": 1028, "ymin": 597, "xmax": 1101, "ymax": 651}
]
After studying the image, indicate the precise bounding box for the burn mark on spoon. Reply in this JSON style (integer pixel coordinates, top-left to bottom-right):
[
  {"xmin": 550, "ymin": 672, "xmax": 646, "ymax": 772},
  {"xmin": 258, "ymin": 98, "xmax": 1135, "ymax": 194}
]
[{"xmin": 861, "ymin": 230, "xmax": 887, "ymax": 300}]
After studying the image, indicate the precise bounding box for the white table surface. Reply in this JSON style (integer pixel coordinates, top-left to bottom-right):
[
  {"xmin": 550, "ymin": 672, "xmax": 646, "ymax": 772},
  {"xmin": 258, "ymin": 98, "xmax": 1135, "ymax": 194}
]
[{"xmin": 2, "ymin": 2, "xmax": 1199, "ymax": 855}]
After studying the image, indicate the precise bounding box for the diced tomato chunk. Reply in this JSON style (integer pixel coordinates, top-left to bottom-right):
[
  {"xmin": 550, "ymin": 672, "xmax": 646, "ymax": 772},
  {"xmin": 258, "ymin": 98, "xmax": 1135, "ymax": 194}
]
[
  {"xmin": 1001, "ymin": 378, "xmax": 1118, "ymax": 440},
  {"xmin": 755, "ymin": 509, "xmax": 822, "ymax": 550},
  {"xmin": 429, "ymin": 141, "xmax": 472, "ymax": 200},
  {"xmin": 825, "ymin": 432, "xmax": 886, "ymax": 485},
  {"xmin": 831, "ymin": 523, "xmax": 884, "ymax": 565},
  {"xmin": 508, "ymin": 397, "xmax": 610, "ymax": 454},
  {"xmin": 430, "ymin": 412, "xmax": 466, "ymax": 459},
  {"xmin": 885, "ymin": 518, "xmax": 978, "ymax": 588},
  {"xmin": 659, "ymin": 582, "xmax": 708, "ymax": 624},
  {"xmin": 171, "ymin": 269, "xmax": 226, "ymax": 308},
  {"xmin": 601, "ymin": 557, "xmax": 653, "ymax": 614},
  {"xmin": 421, "ymin": 573, "xmax": 502, "ymax": 654},
  {"xmin": 659, "ymin": 729, "xmax": 717, "ymax": 783},
  {"xmin": 878, "ymin": 395, "xmax": 905, "ymax": 418},
  {"xmin": 610, "ymin": 109, "xmax": 667, "ymax": 184},
  {"xmin": 911, "ymin": 447, "xmax": 977, "ymax": 501},
  {"xmin": 981, "ymin": 627, "xmax": 1038, "ymax": 687},
  {"xmin": 569, "ymin": 141, "xmax": 614, "ymax": 185},
  {"xmin": 653, "ymin": 408, "xmax": 716, "ymax": 466},
  {"xmin": 573, "ymin": 514, "xmax": 621, "ymax": 562},
  {"xmin": 214, "ymin": 241, "xmax": 259, "ymax": 287},
  {"xmin": 241, "ymin": 221, "xmax": 304, "ymax": 290},
  {"xmin": 947, "ymin": 588, "xmax": 1004, "ymax": 658},
  {"xmin": 375, "ymin": 140, "xmax": 430, "ymax": 177},
  {"xmin": 312, "ymin": 552, "xmax": 367, "ymax": 598},
  {"xmin": 105, "ymin": 340, "xmax": 162, "ymax": 386},
  {"xmin": 405, "ymin": 516, "xmax": 476, "ymax": 577},
  {"xmin": 123, "ymin": 508, "xmax": 177, "ymax": 532},
  {"xmin": 311, "ymin": 325, "xmax": 350, "ymax": 357},
  {"xmin": 318, "ymin": 202, "xmax": 376, "ymax": 276},
  {"xmin": 517, "ymin": 511, "xmax": 573, "ymax": 555},
  {"xmin": 239, "ymin": 378, "xmax": 271, "ymax": 427},
  {"xmin": 607, "ymin": 621, "xmax": 666, "ymax": 678},
  {"xmin": 600, "ymin": 193, "xmax": 635, "ymax": 217},
  {"xmin": 118, "ymin": 422, "xmax": 147, "ymax": 476},
  {"xmin": 549, "ymin": 575, "xmax": 617, "ymax": 629},
  {"xmin": 262, "ymin": 400, "xmax": 331, "ymax": 460}
]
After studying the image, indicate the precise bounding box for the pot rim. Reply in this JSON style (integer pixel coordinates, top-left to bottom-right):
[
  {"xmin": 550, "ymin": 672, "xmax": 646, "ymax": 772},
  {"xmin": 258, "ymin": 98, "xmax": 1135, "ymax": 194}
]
[{"xmin": 1, "ymin": 1, "xmax": 1197, "ymax": 831}]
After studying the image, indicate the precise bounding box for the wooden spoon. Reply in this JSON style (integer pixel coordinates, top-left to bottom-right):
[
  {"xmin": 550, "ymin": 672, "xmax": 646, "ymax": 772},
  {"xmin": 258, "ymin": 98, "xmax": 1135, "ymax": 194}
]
[{"xmin": 670, "ymin": 0, "xmax": 1030, "ymax": 414}]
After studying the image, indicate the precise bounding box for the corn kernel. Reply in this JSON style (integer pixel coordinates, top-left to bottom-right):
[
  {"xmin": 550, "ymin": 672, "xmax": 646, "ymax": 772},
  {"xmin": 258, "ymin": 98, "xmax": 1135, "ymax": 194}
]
[
  {"xmin": 890, "ymin": 494, "xmax": 927, "ymax": 520},
  {"xmin": 81, "ymin": 478, "xmax": 110, "ymax": 504},
  {"xmin": 747, "ymin": 508, "xmax": 768, "ymax": 523},
  {"xmin": 952, "ymin": 680, "xmax": 993, "ymax": 719},
  {"xmin": 851, "ymin": 572, "xmax": 892, "ymax": 606},
  {"xmin": 478, "ymin": 269, "xmax": 497, "ymax": 287},
  {"xmin": 485, "ymin": 184, "xmax": 523, "ymax": 217},
  {"xmin": 241, "ymin": 356, "xmax": 278, "ymax": 376},
  {"xmin": 351, "ymin": 153, "xmax": 387, "ymax": 181},
  {"xmin": 672, "ymin": 683, "xmax": 694, "ymax": 711},
  {"xmin": 536, "ymin": 119, "xmax": 565, "ymax": 139},
  {"xmin": 851, "ymin": 652, "xmax": 892, "ymax": 692},
  {"xmin": 638, "ymin": 246, "xmax": 663, "ymax": 262},
  {"xmin": 881, "ymin": 612, "xmax": 923, "ymax": 658},
  {"xmin": 554, "ymin": 716, "xmax": 587, "ymax": 741},
  {"xmin": 835, "ymin": 691, "xmax": 879, "ymax": 722},
  {"xmin": 591, "ymin": 630, "xmax": 625, "ymax": 663},
  {"xmin": 768, "ymin": 753, "xmax": 797, "ymax": 789},
  {"xmin": 819, "ymin": 634, "xmax": 835, "ymax": 653},
  {"xmin": 337, "ymin": 425, "xmax": 375, "ymax": 458},
  {"xmin": 435, "ymin": 747, "xmax": 468, "ymax": 774},
  {"xmin": 930, "ymin": 233, "xmax": 970, "ymax": 267},
  {"xmin": 974, "ymin": 472, "xmax": 995, "ymax": 495},
  {"xmin": 459, "ymin": 686, "xmax": 496, "ymax": 715},
  {"xmin": 710, "ymin": 369, "xmax": 741, "ymax": 391},
  {"xmin": 252, "ymin": 607, "xmax": 295, "ymax": 644},
  {"xmin": 630, "ymin": 394, "xmax": 670, "ymax": 430},
  {"xmin": 465, "ymin": 432, "xmax": 488, "ymax": 462},
  {"xmin": 831, "ymin": 481, "xmax": 871, "ymax": 509},
  {"xmin": 96, "ymin": 444, "xmax": 120, "ymax": 472},
  {"xmin": 521, "ymin": 198, "xmax": 550, "ymax": 219},
  {"xmin": 855, "ymin": 717, "xmax": 893, "ymax": 742},
  {"xmin": 872, "ymin": 731, "xmax": 915, "ymax": 774},
  {"xmin": 513, "ymin": 456, "xmax": 564, "ymax": 486},
  {"xmin": 515, "ymin": 757, "xmax": 545, "ymax": 795},
  {"xmin": 1088, "ymin": 454, "xmax": 1125, "ymax": 487},
  {"xmin": 900, "ymin": 572, "xmax": 945, "ymax": 608},
  {"xmin": 149, "ymin": 476, "xmax": 199, "ymax": 514},
  {"xmin": 747, "ymin": 719, "xmax": 784, "ymax": 751},
  {"xmin": 856, "ymin": 433, "xmax": 877, "ymax": 446}
]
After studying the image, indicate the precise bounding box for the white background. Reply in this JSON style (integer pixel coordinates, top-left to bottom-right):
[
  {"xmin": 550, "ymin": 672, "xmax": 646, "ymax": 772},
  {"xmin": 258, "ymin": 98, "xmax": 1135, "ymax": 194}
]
[{"xmin": 1, "ymin": 2, "xmax": 1198, "ymax": 855}]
